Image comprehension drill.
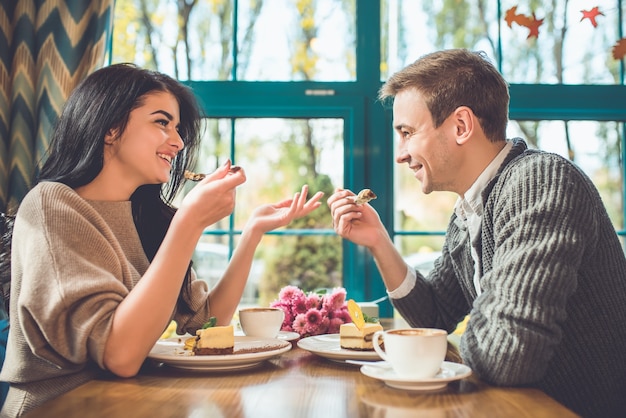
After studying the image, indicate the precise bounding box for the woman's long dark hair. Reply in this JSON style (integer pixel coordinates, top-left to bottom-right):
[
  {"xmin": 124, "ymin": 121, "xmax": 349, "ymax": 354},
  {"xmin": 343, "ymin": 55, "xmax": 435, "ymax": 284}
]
[
  {"xmin": 0, "ymin": 212, "xmax": 14, "ymax": 318},
  {"xmin": 38, "ymin": 63, "xmax": 203, "ymax": 313}
]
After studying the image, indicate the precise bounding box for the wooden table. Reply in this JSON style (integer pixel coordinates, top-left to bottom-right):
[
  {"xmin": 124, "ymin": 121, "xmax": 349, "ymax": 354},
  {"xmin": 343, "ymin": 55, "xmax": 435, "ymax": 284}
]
[{"xmin": 24, "ymin": 332, "xmax": 578, "ymax": 417}]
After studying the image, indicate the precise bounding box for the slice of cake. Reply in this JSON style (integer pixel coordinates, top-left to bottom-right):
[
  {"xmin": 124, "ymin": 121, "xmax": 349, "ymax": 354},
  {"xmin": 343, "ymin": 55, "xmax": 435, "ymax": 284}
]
[
  {"xmin": 339, "ymin": 322, "xmax": 383, "ymax": 351},
  {"xmin": 193, "ymin": 324, "xmax": 234, "ymax": 355}
]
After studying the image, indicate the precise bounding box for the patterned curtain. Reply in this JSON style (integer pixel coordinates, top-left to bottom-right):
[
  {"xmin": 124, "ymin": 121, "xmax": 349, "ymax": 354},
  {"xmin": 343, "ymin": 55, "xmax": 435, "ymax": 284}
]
[{"xmin": 0, "ymin": 0, "xmax": 114, "ymax": 212}]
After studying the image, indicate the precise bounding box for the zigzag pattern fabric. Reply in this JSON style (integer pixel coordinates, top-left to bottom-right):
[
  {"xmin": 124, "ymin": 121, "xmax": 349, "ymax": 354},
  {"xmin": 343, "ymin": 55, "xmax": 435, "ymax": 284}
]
[{"xmin": 0, "ymin": 0, "xmax": 113, "ymax": 212}]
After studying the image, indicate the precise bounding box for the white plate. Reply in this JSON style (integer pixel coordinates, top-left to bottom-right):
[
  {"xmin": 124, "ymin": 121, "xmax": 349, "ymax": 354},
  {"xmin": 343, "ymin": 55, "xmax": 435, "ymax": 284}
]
[
  {"xmin": 149, "ymin": 335, "xmax": 291, "ymax": 371},
  {"xmin": 360, "ymin": 361, "xmax": 472, "ymax": 391},
  {"xmin": 276, "ymin": 331, "xmax": 300, "ymax": 341},
  {"xmin": 234, "ymin": 330, "xmax": 300, "ymax": 342},
  {"xmin": 297, "ymin": 334, "xmax": 381, "ymax": 362}
]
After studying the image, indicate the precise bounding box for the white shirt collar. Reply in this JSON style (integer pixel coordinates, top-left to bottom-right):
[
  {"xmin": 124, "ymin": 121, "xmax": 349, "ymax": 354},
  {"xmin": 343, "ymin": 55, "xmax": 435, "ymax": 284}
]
[
  {"xmin": 454, "ymin": 141, "xmax": 513, "ymax": 296},
  {"xmin": 454, "ymin": 141, "xmax": 513, "ymax": 220}
]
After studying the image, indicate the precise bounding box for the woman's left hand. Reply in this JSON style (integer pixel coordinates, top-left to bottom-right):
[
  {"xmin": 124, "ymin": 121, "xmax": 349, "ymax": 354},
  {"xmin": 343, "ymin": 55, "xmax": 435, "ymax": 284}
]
[{"xmin": 248, "ymin": 185, "xmax": 324, "ymax": 233}]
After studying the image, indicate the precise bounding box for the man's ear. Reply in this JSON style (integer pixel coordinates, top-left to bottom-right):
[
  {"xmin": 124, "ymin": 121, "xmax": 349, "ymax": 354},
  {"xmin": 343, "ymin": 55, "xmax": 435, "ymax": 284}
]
[{"xmin": 453, "ymin": 106, "xmax": 474, "ymax": 145}]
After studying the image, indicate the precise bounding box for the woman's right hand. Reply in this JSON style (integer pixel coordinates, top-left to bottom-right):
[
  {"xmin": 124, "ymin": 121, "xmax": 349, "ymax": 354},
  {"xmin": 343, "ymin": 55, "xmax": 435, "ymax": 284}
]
[{"xmin": 178, "ymin": 160, "xmax": 246, "ymax": 230}]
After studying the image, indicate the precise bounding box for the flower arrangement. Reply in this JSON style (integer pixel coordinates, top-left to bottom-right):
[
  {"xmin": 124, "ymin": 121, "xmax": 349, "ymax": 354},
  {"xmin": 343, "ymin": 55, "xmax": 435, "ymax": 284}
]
[{"xmin": 270, "ymin": 285, "xmax": 353, "ymax": 338}]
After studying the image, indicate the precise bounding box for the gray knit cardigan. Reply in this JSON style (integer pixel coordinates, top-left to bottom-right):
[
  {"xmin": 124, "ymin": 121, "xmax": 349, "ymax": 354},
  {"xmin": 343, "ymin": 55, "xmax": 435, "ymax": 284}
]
[{"xmin": 392, "ymin": 138, "xmax": 626, "ymax": 418}]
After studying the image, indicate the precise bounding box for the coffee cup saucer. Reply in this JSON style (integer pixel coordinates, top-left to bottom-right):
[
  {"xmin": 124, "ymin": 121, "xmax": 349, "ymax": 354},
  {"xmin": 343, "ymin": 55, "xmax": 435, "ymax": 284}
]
[
  {"xmin": 275, "ymin": 330, "xmax": 300, "ymax": 341},
  {"xmin": 235, "ymin": 330, "xmax": 299, "ymax": 342},
  {"xmin": 360, "ymin": 361, "xmax": 471, "ymax": 391}
]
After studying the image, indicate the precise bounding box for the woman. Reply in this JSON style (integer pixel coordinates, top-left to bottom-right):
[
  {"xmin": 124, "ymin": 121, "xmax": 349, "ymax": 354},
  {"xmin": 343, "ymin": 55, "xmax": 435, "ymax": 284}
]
[{"xmin": 0, "ymin": 63, "xmax": 323, "ymax": 417}]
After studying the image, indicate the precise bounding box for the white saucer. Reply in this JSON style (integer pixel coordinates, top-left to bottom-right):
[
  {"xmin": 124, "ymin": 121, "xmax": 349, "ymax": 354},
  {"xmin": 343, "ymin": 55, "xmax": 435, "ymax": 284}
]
[
  {"xmin": 276, "ymin": 331, "xmax": 300, "ymax": 341},
  {"xmin": 360, "ymin": 361, "xmax": 471, "ymax": 391},
  {"xmin": 234, "ymin": 330, "xmax": 300, "ymax": 342}
]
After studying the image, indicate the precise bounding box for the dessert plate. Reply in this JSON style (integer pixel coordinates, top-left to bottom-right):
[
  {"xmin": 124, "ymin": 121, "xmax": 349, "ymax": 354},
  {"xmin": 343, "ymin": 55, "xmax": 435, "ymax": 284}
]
[
  {"xmin": 297, "ymin": 334, "xmax": 381, "ymax": 362},
  {"xmin": 149, "ymin": 335, "xmax": 291, "ymax": 371},
  {"xmin": 360, "ymin": 361, "xmax": 472, "ymax": 391}
]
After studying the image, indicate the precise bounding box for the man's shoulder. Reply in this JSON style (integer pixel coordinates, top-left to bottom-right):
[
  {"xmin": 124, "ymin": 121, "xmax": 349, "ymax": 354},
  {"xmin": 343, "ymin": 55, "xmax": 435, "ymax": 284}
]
[
  {"xmin": 493, "ymin": 147, "xmax": 600, "ymax": 206},
  {"xmin": 505, "ymin": 147, "xmax": 583, "ymax": 177}
]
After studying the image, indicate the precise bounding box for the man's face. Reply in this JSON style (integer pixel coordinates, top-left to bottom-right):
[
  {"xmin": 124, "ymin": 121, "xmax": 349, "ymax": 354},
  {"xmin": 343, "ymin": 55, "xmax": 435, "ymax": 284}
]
[{"xmin": 393, "ymin": 88, "xmax": 461, "ymax": 195}]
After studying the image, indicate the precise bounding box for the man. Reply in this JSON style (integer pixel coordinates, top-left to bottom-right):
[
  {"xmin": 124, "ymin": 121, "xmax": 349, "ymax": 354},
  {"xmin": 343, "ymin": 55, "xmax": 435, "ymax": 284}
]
[{"xmin": 328, "ymin": 49, "xmax": 626, "ymax": 418}]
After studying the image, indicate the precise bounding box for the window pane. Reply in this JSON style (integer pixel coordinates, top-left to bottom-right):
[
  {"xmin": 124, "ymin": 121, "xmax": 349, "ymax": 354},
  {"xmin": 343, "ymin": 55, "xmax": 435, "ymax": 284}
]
[
  {"xmin": 381, "ymin": 0, "xmax": 621, "ymax": 84},
  {"xmin": 393, "ymin": 161, "xmax": 456, "ymax": 233},
  {"xmin": 230, "ymin": 118, "xmax": 343, "ymax": 227},
  {"xmin": 112, "ymin": 0, "xmax": 356, "ymax": 81},
  {"xmin": 190, "ymin": 117, "xmax": 344, "ymax": 306},
  {"xmin": 395, "ymin": 235, "xmax": 446, "ymax": 277},
  {"xmin": 508, "ymin": 120, "xmax": 624, "ymax": 229},
  {"xmin": 238, "ymin": 0, "xmax": 356, "ymax": 81},
  {"xmin": 186, "ymin": 2, "xmax": 234, "ymax": 80},
  {"xmin": 381, "ymin": 0, "xmax": 500, "ymax": 80},
  {"xmin": 112, "ymin": 0, "xmax": 234, "ymax": 80},
  {"xmin": 255, "ymin": 234, "xmax": 344, "ymax": 306},
  {"xmin": 500, "ymin": 0, "xmax": 620, "ymax": 84}
]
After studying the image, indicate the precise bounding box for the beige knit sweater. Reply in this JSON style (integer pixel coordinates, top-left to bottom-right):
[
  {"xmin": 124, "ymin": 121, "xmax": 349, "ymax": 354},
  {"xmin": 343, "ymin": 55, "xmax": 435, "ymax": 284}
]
[{"xmin": 1, "ymin": 182, "xmax": 212, "ymax": 417}]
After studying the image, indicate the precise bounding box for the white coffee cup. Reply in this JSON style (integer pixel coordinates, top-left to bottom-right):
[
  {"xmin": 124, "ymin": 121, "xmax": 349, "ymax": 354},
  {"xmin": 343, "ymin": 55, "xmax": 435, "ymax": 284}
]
[
  {"xmin": 372, "ymin": 328, "xmax": 447, "ymax": 379},
  {"xmin": 239, "ymin": 307, "xmax": 285, "ymax": 338}
]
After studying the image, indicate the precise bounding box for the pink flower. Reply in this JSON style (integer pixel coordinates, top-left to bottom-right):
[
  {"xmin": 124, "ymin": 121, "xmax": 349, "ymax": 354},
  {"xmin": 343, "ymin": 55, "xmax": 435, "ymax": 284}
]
[
  {"xmin": 334, "ymin": 308, "xmax": 352, "ymax": 324},
  {"xmin": 278, "ymin": 285, "xmax": 304, "ymax": 301},
  {"xmin": 318, "ymin": 317, "xmax": 330, "ymax": 335},
  {"xmin": 304, "ymin": 308, "xmax": 323, "ymax": 333},
  {"xmin": 328, "ymin": 317, "xmax": 345, "ymax": 334},
  {"xmin": 272, "ymin": 286, "xmax": 352, "ymax": 338},
  {"xmin": 323, "ymin": 287, "xmax": 346, "ymax": 311},
  {"xmin": 292, "ymin": 313, "xmax": 309, "ymax": 335},
  {"xmin": 292, "ymin": 293, "xmax": 308, "ymax": 314},
  {"xmin": 305, "ymin": 294, "xmax": 321, "ymax": 310}
]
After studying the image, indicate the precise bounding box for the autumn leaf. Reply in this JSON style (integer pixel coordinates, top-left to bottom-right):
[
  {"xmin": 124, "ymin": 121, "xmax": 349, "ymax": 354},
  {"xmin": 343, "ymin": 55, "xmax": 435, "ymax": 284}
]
[
  {"xmin": 504, "ymin": 6, "xmax": 520, "ymax": 28},
  {"xmin": 504, "ymin": 6, "xmax": 544, "ymax": 39},
  {"xmin": 580, "ymin": 6, "xmax": 604, "ymax": 28},
  {"xmin": 612, "ymin": 38, "xmax": 626, "ymax": 60},
  {"xmin": 525, "ymin": 13, "xmax": 544, "ymax": 39},
  {"xmin": 504, "ymin": 6, "xmax": 533, "ymax": 28}
]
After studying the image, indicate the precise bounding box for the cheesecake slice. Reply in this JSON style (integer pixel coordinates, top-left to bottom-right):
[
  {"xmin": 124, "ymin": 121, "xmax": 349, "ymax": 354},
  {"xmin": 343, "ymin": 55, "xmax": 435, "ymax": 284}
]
[
  {"xmin": 339, "ymin": 322, "xmax": 383, "ymax": 351},
  {"xmin": 193, "ymin": 324, "xmax": 234, "ymax": 355}
]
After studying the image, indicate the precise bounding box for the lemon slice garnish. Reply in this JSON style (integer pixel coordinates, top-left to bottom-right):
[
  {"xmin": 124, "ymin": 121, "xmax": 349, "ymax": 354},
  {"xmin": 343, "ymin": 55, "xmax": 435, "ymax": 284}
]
[
  {"xmin": 183, "ymin": 336, "xmax": 197, "ymax": 351},
  {"xmin": 159, "ymin": 320, "xmax": 177, "ymax": 339},
  {"xmin": 347, "ymin": 299, "xmax": 365, "ymax": 331}
]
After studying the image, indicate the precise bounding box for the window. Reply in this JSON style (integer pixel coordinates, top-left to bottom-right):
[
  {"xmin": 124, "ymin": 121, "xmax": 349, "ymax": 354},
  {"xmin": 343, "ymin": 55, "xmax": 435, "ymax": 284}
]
[
  {"xmin": 187, "ymin": 116, "xmax": 345, "ymax": 305},
  {"xmin": 113, "ymin": 1, "xmax": 626, "ymax": 316}
]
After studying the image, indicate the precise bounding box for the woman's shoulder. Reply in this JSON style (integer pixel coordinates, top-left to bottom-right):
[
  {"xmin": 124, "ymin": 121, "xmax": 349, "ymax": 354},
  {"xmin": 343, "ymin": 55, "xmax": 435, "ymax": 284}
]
[
  {"xmin": 21, "ymin": 182, "xmax": 83, "ymax": 208},
  {"xmin": 17, "ymin": 182, "xmax": 94, "ymax": 223},
  {"xmin": 27, "ymin": 181, "xmax": 76, "ymax": 197}
]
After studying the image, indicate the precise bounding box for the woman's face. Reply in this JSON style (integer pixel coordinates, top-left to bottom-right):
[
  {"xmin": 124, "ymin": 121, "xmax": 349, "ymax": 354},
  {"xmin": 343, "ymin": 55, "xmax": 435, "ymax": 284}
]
[{"xmin": 105, "ymin": 91, "xmax": 184, "ymax": 190}]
